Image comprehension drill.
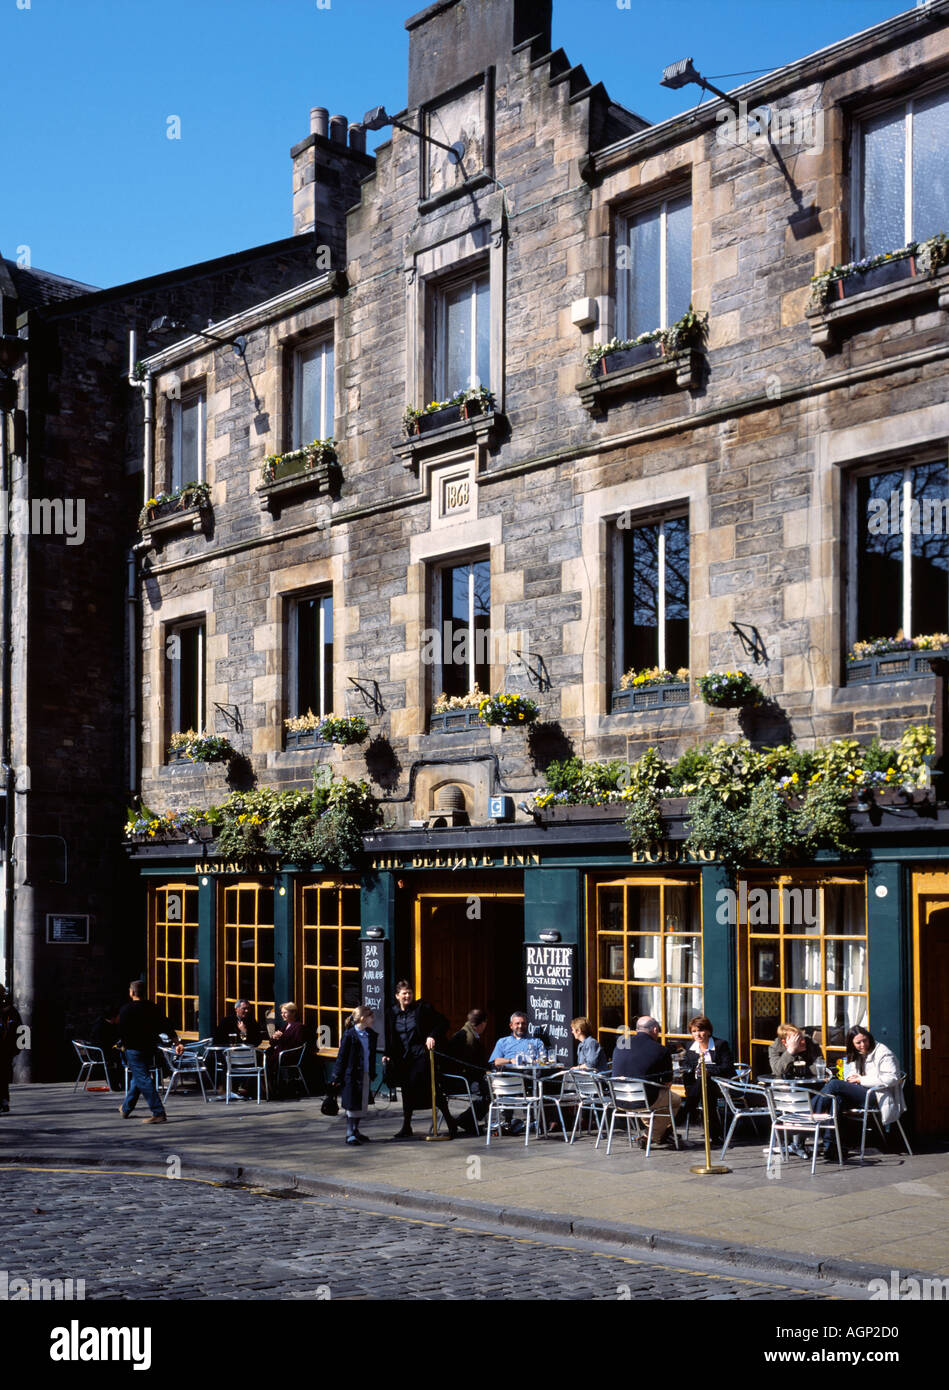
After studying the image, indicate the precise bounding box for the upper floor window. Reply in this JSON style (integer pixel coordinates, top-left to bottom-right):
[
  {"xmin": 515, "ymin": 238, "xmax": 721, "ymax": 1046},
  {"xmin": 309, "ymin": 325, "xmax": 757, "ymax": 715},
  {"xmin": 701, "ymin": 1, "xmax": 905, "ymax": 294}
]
[
  {"xmin": 857, "ymin": 88, "xmax": 949, "ymax": 258},
  {"xmin": 434, "ymin": 557, "xmax": 490, "ymax": 700},
  {"xmin": 433, "ymin": 272, "xmax": 490, "ymax": 400},
  {"xmin": 292, "ymin": 340, "xmax": 334, "ymax": 446},
  {"xmin": 171, "ymin": 389, "xmax": 205, "ymax": 491},
  {"xmin": 168, "ymin": 620, "xmax": 205, "ymax": 736},
  {"xmin": 289, "ymin": 593, "xmax": 333, "ymax": 718},
  {"xmin": 617, "ymin": 194, "xmax": 692, "ymax": 340},
  {"xmin": 852, "ymin": 460, "xmax": 948, "ymax": 644},
  {"xmin": 613, "ymin": 515, "xmax": 689, "ymax": 682}
]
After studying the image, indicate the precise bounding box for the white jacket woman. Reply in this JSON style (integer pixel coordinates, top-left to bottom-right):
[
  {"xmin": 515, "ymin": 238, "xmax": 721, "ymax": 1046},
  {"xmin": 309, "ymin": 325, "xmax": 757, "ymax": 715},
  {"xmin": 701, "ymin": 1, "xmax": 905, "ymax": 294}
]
[{"xmin": 846, "ymin": 1031, "xmax": 905, "ymax": 1125}]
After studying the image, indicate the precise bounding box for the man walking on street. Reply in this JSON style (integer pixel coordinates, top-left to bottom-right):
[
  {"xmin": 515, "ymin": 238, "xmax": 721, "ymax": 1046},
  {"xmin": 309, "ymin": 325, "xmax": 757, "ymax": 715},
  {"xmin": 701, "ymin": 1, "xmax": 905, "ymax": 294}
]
[{"xmin": 118, "ymin": 980, "xmax": 182, "ymax": 1123}]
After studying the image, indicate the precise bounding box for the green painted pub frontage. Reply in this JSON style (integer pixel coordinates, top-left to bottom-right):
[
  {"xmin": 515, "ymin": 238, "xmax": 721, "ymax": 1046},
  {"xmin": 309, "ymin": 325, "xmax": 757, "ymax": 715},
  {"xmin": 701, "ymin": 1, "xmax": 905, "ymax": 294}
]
[{"xmin": 127, "ymin": 803, "xmax": 949, "ymax": 1137}]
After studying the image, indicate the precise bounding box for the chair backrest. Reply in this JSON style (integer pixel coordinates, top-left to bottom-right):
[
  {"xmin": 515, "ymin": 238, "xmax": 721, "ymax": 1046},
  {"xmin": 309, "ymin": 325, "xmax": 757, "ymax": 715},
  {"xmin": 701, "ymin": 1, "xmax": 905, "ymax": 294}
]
[
  {"xmin": 226, "ymin": 1046, "xmax": 260, "ymax": 1075},
  {"xmin": 277, "ymin": 1044, "xmax": 306, "ymax": 1070},
  {"xmin": 768, "ymin": 1082, "xmax": 814, "ymax": 1117},
  {"xmin": 714, "ymin": 1077, "xmax": 767, "ymax": 1114},
  {"xmin": 732, "ymin": 1063, "xmax": 752, "ymax": 1083},
  {"xmin": 569, "ymin": 1070, "xmax": 605, "ymax": 1100},
  {"xmin": 487, "ymin": 1071, "xmax": 529, "ymax": 1100},
  {"xmin": 608, "ymin": 1077, "xmax": 648, "ymax": 1109},
  {"xmin": 73, "ymin": 1041, "xmax": 90, "ymax": 1063}
]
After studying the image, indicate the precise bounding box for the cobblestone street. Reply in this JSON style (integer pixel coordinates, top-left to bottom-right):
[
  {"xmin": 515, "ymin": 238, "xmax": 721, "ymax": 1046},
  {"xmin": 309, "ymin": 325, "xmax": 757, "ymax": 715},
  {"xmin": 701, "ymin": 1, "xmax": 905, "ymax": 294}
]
[{"xmin": 0, "ymin": 1166, "xmax": 865, "ymax": 1301}]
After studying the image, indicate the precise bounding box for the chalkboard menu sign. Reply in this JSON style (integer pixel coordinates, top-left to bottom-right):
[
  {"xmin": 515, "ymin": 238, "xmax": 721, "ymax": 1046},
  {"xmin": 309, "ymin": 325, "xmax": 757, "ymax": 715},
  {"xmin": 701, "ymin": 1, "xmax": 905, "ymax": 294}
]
[
  {"xmin": 360, "ymin": 937, "xmax": 387, "ymax": 1021},
  {"xmin": 524, "ymin": 943, "xmax": 575, "ymax": 1063}
]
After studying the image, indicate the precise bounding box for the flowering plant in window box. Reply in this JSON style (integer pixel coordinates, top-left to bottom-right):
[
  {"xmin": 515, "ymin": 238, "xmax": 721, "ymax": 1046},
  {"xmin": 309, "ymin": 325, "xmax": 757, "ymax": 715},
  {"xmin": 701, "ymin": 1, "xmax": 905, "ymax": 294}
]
[
  {"xmin": 138, "ymin": 480, "xmax": 210, "ymax": 530},
  {"xmin": 402, "ymin": 387, "xmax": 494, "ymax": 438},
  {"xmin": 124, "ymin": 807, "xmax": 206, "ymax": 841},
  {"xmin": 848, "ymin": 632, "xmax": 949, "ymax": 661},
  {"xmin": 809, "ymin": 233, "xmax": 948, "ymax": 309},
  {"xmin": 619, "ymin": 665, "xmax": 690, "ymax": 689},
  {"xmin": 433, "ymin": 685, "xmax": 487, "ymax": 713},
  {"xmin": 168, "ymin": 730, "xmax": 235, "ymax": 764},
  {"xmin": 585, "ymin": 307, "xmax": 708, "ymax": 377},
  {"xmin": 261, "ymin": 438, "xmax": 336, "ymax": 485},
  {"xmin": 477, "ymin": 692, "xmax": 539, "ymax": 727},
  {"xmin": 695, "ymin": 671, "xmax": 763, "ymax": 709},
  {"xmin": 846, "ymin": 632, "xmax": 949, "ymax": 685},
  {"xmin": 313, "ymin": 714, "xmax": 369, "ymax": 746}
]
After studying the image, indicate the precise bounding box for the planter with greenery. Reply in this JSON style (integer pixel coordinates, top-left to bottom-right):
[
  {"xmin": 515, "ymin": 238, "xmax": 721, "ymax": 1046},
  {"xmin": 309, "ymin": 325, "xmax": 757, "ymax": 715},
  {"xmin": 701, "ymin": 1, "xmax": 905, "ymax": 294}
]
[
  {"xmin": 167, "ymin": 730, "xmax": 235, "ymax": 765},
  {"xmin": 281, "ymin": 712, "xmax": 369, "ymax": 746},
  {"xmin": 402, "ymin": 387, "xmax": 494, "ymax": 438},
  {"xmin": 477, "ymin": 692, "xmax": 539, "ymax": 728},
  {"xmin": 138, "ymin": 481, "xmax": 211, "ymax": 532},
  {"xmin": 696, "ymin": 670, "xmax": 763, "ymax": 709},
  {"xmin": 585, "ymin": 306, "xmax": 708, "ymax": 379},
  {"xmin": 261, "ymin": 439, "xmax": 336, "ymax": 485},
  {"xmin": 612, "ymin": 666, "xmax": 691, "ymax": 713},
  {"xmin": 846, "ymin": 632, "xmax": 949, "ymax": 685},
  {"xmin": 430, "ymin": 685, "xmax": 489, "ymax": 733},
  {"xmin": 809, "ymin": 232, "xmax": 949, "ymax": 308}
]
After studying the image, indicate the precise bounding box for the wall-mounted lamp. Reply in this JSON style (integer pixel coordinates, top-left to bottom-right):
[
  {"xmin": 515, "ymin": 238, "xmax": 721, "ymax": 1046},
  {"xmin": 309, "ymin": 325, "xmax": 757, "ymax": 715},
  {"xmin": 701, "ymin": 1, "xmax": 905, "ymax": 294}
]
[
  {"xmin": 363, "ymin": 106, "xmax": 465, "ymax": 164},
  {"xmin": 365, "ymin": 927, "xmax": 385, "ymax": 940},
  {"xmin": 539, "ymin": 930, "xmax": 561, "ymax": 944},
  {"xmin": 660, "ymin": 58, "xmax": 742, "ymax": 115}
]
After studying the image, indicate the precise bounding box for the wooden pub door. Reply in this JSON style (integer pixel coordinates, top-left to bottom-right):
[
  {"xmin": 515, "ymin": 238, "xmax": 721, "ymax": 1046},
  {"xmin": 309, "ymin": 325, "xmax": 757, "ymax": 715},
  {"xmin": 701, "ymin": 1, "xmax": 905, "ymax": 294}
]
[{"xmin": 414, "ymin": 884, "xmax": 525, "ymax": 1044}]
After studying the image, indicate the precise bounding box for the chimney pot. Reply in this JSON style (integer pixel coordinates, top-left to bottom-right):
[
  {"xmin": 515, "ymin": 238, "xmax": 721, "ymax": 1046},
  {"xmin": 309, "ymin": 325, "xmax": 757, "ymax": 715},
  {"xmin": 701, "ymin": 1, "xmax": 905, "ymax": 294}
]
[
  {"xmin": 348, "ymin": 123, "xmax": 366, "ymax": 154},
  {"xmin": 310, "ymin": 107, "xmax": 329, "ymax": 138},
  {"xmin": 329, "ymin": 114, "xmax": 348, "ymax": 145}
]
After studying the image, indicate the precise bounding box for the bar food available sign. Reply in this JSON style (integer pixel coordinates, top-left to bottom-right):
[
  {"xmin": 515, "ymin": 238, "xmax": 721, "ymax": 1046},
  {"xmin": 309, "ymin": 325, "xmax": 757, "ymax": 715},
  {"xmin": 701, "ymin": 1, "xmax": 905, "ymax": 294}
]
[{"xmin": 524, "ymin": 944, "xmax": 575, "ymax": 1063}]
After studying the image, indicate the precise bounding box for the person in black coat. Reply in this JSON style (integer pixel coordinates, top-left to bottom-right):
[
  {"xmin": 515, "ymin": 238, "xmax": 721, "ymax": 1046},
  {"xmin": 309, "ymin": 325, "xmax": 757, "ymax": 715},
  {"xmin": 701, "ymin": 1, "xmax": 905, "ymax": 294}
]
[
  {"xmin": 611, "ymin": 1016, "xmax": 681, "ymax": 1144},
  {"xmin": 382, "ymin": 980, "xmax": 457, "ymax": 1139},
  {"xmin": 331, "ymin": 1007, "xmax": 378, "ymax": 1145},
  {"xmin": 679, "ymin": 1014, "xmax": 735, "ymax": 1140},
  {"xmin": 0, "ymin": 986, "xmax": 22, "ymax": 1114}
]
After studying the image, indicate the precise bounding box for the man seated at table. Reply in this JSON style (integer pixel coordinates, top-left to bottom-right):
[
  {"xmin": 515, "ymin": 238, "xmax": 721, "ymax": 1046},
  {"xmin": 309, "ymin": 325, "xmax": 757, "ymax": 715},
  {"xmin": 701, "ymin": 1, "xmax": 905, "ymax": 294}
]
[
  {"xmin": 212, "ymin": 999, "xmax": 263, "ymax": 1094},
  {"xmin": 611, "ymin": 1015, "xmax": 681, "ymax": 1148},
  {"xmin": 769, "ymin": 1023, "xmax": 825, "ymax": 1079},
  {"xmin": 489, "ymin": 1012, "xmax": 545, "ymax": 1067}
]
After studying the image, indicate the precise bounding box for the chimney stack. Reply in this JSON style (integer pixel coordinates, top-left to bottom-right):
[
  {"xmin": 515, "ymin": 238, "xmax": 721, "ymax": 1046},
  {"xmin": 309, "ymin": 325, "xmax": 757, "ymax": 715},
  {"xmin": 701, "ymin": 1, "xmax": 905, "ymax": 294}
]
[{"xmin": 291, "ymin": 102, "xmax": 376, "ymax": 265}]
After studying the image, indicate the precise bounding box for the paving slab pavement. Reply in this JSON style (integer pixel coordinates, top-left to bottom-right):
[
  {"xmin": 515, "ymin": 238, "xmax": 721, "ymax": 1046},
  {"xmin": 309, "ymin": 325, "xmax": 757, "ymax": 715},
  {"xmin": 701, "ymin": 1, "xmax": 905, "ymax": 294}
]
[{"xmin": 3, "ymin": 1083, "xmax": 948, "ymax": 1287}]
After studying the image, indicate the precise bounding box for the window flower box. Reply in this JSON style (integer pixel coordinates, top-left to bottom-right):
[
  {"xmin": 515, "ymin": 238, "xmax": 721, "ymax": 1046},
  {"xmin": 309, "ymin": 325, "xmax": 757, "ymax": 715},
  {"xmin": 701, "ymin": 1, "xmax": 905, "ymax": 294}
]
[
  {"xmin": 806, "ymin": 233, "xmax": 949, "ymax": 354},
  {"xmin": 611, "ymin": 681, "xmax": 690, "ymax": 713},
  {"xmin": 138, "ymin": 481, "xmax": 211, "ymax": 543},
  {"xmin": 846, "ymin": 647, "xmax": 949, "ymax": 686},
  {"xmin": 284, "ymin": 728, "xmax": 323, "ymax": 751},
  {"xmin": 834, "ymin": 255, "xmax": 916, "ymax": 298},
  {"xmin": 257, "ymin": 441, "xmax": 338, "ymax": 512},
  {"xmin": 402, "ymin": 388, "xmax": 494, "ymax": 439},
  {"xmin": 429, "ymin": 708, "xmax": 486, "ymax": 734},
  {"xmin": 597, "ymin": 340, "xmax": 665, "ymax": 374}
]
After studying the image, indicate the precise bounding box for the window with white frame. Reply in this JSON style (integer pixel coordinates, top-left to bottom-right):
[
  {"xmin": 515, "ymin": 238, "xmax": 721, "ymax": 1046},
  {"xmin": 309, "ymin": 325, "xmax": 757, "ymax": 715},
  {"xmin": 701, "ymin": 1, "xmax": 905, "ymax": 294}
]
[
  {"xmin": 851, "ymin": 459, "xmax": 948, "ymax": 644},
  {"xmin": 613, "ymin": 514, "xmax": 689, "ymax": 682},
  {"xmin": 617, "ymin": 194, "xmax": 692, "ymax": 340},
  {"xmin": 171, "ymin": 389, "xmax": 205, "ymax": 492},
  {"xmin": 168, "ymin": 621, "xmax": 205, "ymax": 738},
  {"xmin": 856, "ymin": 86, "xmax": 949, "ymax": 259},
  {"xmin": 289, "ymin": 593, "xmax": 334, "ymax": 718},
  {"xmin": 434, "ymin": 557, "xmax": 490, "ymax": 700},
  {"xmin": 292, "ymin": 339, "xmax": 334, "ymax": 447},
  {"xmin": 432, "ymin": 272, "xmax": 490, "ymax": 400}
]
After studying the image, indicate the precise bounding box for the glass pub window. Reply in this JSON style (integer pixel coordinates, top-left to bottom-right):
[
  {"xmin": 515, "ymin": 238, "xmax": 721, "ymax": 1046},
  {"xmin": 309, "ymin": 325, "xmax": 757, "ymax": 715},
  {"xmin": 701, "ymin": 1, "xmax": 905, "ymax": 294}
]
[
  {"xmin": 290, "ymin": 594, "xmax": 333, "ymax": 718},
  {"xmin": 171, "ymin": 390, "xmax": 205, "ymax": 492},
  {"xmin": 617, "ymin": 194, "xmax": 692, "ymax": 339},
  {"xmin": 854, "ymin": 461, "xmax": 948, "ymax": 642},
  {"xmin": 434, "ymin": 274, "xmax": 490, "ymax": 399},
  {"xmin": 149, "ymin": 883, "xmax": 200, "ymax": 1038},
  {"xmin": 437, "ymin": 558, "xmax": 490, "ymax": 700},
  {"xmin": 219, "ymin": 882, "xmax": 275, "ymax": 1025},
  {"xmin": 739, "ymin": 876, "xmax": 868, "ymax": 1078},
  {"xmin": 293, "ymin": 340, "xmax": 334, "ymax": 446},
  {"xmin": 614, "ymin": 517, "xmax": 689, "ymax": 678},
  {"xmin": 858, "ymin": 88, "xmax": 949, "ymax": 258},
  {"xmin": 297, "ymin": 882, "xmax": 362, "ymax": 1053},
  {"xmin": 591, "ymin": 877, "xmax": 702, "ymax": 1055},
  {"xmin": 169, "ymin": 623, "xmax": 205, "ymax": 737}
]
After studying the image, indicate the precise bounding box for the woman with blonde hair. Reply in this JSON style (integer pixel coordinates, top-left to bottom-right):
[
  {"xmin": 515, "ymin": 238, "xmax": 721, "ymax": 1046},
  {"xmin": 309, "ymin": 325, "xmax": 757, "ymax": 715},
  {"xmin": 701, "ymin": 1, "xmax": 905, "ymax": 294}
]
[
  {"xmin": 769, "ymin": 1022, "xmax": 824, "ymax": 1079},
  {"xmin": 331, "ymin": 1006, "xmax": 378, "ymax": 1145}
]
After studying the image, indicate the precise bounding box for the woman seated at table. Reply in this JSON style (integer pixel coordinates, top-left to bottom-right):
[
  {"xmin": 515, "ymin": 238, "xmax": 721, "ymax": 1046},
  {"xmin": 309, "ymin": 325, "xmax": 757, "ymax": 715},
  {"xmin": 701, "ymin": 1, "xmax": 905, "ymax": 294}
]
[
  {"xmin": 679, "ymin": 1015, "xmax": 735, "ymax": 1140},
  {"xmin": 769, "ymin": 1023, "xmax": 825, "ymax": 1079},
  {"xmin": 570, "ymin": 1018, "xmax": 607, "ymax": 1072},
  {"xmin": 267, "ymin": 1002, "xmax": 306, "ymax": 1094},
  {"xmin": 812, "ymin": 1026, "xmax": 905, "ymax": 1160}
]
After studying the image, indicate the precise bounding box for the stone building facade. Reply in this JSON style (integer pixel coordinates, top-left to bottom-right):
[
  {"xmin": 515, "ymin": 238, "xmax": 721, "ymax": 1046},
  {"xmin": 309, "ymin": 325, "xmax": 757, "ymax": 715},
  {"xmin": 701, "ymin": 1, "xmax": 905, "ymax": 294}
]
[{"xmin": 127, "ymin": 0, "xmax": 949, "ymax": 1131}]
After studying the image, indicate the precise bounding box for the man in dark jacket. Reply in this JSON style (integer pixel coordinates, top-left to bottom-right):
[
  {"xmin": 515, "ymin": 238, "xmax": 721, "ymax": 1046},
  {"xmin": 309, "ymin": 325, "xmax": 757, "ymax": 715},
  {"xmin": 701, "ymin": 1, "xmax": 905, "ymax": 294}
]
[
  {"xmin": 382, "ymin": 982, "xmax": 456, "ymax": 1139},
  {"xmin": 212, "ymin": 999, "xmax": 263, "ymax": 1047},
  {"xmin": 117, "ymin": 981, "xmax": 182, "ymax": 1123},
  {"xmin": 611, "ymin": 1015, "xmax": 680, "ymax": 1146}
]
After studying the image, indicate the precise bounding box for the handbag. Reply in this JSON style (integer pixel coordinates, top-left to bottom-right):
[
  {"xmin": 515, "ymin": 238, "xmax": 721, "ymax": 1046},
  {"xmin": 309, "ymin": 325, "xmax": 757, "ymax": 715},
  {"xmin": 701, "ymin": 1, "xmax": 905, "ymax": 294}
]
[{"xmin": 321, "ymin": 1087, "xmax": 339, "ymax": 1116}]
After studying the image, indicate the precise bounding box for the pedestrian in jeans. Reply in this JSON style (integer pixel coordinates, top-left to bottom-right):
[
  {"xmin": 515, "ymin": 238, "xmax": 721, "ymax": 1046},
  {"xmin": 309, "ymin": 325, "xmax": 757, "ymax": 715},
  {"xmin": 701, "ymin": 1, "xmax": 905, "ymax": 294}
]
[{"xmin": 117, "ymin": 980, "xmax": 183, "ymax": 1123}]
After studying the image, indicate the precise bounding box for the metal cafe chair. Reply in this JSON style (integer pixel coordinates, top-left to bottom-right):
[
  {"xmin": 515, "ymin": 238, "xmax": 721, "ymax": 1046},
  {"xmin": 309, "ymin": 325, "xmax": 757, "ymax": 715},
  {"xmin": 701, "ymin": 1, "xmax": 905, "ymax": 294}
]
[
  {"xmin": 72, "ymin": 1041, "xmax": 113, "ymax": 1093},
  {"xmin": 604, "ymin": 1078, "xmax": 659, "ymax": 1156},
  {"xmin": 121, "ymin": 1052, "xmax": 164, "ymax": 1097},
  {"xmin": 436, "ymin": 1071, "xmax": 483, "ymax": 1137},
  {"xmin": 732, "ymin": 1063, "xmax": 752, "ymax": 1083},
  {"xmin": 274, "ymin": 1043, "xmax": 310, "ymax": 1099},
  {"xmin": 224, "ymin": 1045, "xmax": 269, "ymax": 1104},
  {"xmin": 566, "ymin": 1070, "xmax": 610, "ymax": 1144},
  {"xmin": 159, "ymin": 1045, "xmax": 213, "ymax": 1103},
  {"xmin": 485, "ymin": 1071, "xmax": 541, "ymax": 1147},
  {"xmin": 765, "ymin": 1083, "xmax": 844, "ymax": 1176},
  {"xmin": 715, "ymin": 1077, "xmax": 772, "ymax": 1158},
  {"xmin": 839, "ymin": 1073, "xmax": 913, "ymax": 1163}
]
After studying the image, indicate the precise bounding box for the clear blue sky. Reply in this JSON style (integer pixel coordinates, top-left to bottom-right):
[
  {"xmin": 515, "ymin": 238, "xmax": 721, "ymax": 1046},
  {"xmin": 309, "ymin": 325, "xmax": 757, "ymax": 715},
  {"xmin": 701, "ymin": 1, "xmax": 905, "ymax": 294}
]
[{"xmin": 1, "ymin": 0, "xmax": 911, "ymax": 288}]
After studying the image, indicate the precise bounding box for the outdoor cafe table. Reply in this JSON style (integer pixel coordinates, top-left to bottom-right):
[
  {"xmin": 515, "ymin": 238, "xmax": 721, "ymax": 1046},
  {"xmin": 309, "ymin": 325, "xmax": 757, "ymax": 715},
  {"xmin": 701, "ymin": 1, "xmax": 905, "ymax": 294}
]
[
  {"xmin": 505, "ymin": 1061, "xmax": 567, "ymax": 1136},
  {"xmin": 205, "ymin": 1042, "xmax": 269, "ymax": 1098}
]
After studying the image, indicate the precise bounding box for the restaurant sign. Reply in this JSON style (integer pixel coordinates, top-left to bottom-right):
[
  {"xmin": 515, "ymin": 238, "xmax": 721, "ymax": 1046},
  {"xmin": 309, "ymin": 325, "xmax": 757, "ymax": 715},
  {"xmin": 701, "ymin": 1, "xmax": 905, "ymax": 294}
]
[
  {"xmin": 524, "ymin": 944, "xmax": 575, "ymax": 1064},
  {"xmin": 369, "ymin": 852, "xmax": 541, "ymax": 870},
  {"xmin": 629, "ymin": 842, "xmax": 718, "ymax": 864},
  {"xmin": 195, "ymin": 859, "xmax": 276, "ymax": 875}
]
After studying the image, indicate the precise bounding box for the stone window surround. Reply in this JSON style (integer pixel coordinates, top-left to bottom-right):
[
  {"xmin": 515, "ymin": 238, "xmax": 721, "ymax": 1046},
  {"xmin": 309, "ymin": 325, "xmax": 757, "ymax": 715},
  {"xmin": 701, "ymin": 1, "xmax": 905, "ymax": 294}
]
[
  {"xmin": 611, "ymin": 505, "xmax": 690, "ymax": 691},
  {"xmin": 262, "ymin": 554, "xmax": 346, "ymax": 760},
  {"xmin": 824, "ymin": 401, "xmax": 949, "ymax": 698},
  {"xmin": 404, "ymin": 199, "xmax": 506, "ymax": 416},
  {"xmin": 277, "ymin": 315, "xmax": 337, "ymax": 456},
  {"xmin": 614, "ymin": 184, "xmax": 693, "ymax": 344},
  {"xmin": 170, "ymin": 383, "xmax": 206, "ymax": 493},
  {"xmin": 286, "ymin": 590, "xmax": 334, "ymax": 722},
  {"xmin": 430, "ymin": 550, "xmax": 492, "ymax": 703},
  {"xmin": 577, "ymin": 463, "xmax": 708, "ymax": 732},
  {"xmin": 144, "ymin": 586, "xmax": 215, "ymax": 770}
]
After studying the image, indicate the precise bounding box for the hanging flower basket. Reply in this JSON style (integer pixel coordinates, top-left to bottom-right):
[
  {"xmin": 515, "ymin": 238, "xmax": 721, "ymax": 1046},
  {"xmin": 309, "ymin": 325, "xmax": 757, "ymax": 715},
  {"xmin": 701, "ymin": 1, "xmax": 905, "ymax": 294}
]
[
  {"xmin": 168, "ymin": 730, "xmax": 234, "ymax": 764},
  {"xmin": 696, "ymin": 671, "xmax": 763, "ymax": 709},
  {"xmin": 261, "ymin": 439, "xmax": 336, "ymax": 485},
  {"xmin": 315, "ymin": 714, "xmax": 369, "ymax": 746},
  {"xmin": 477, "ymin": 693, "xmax": 539, "ymax": 727}
]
